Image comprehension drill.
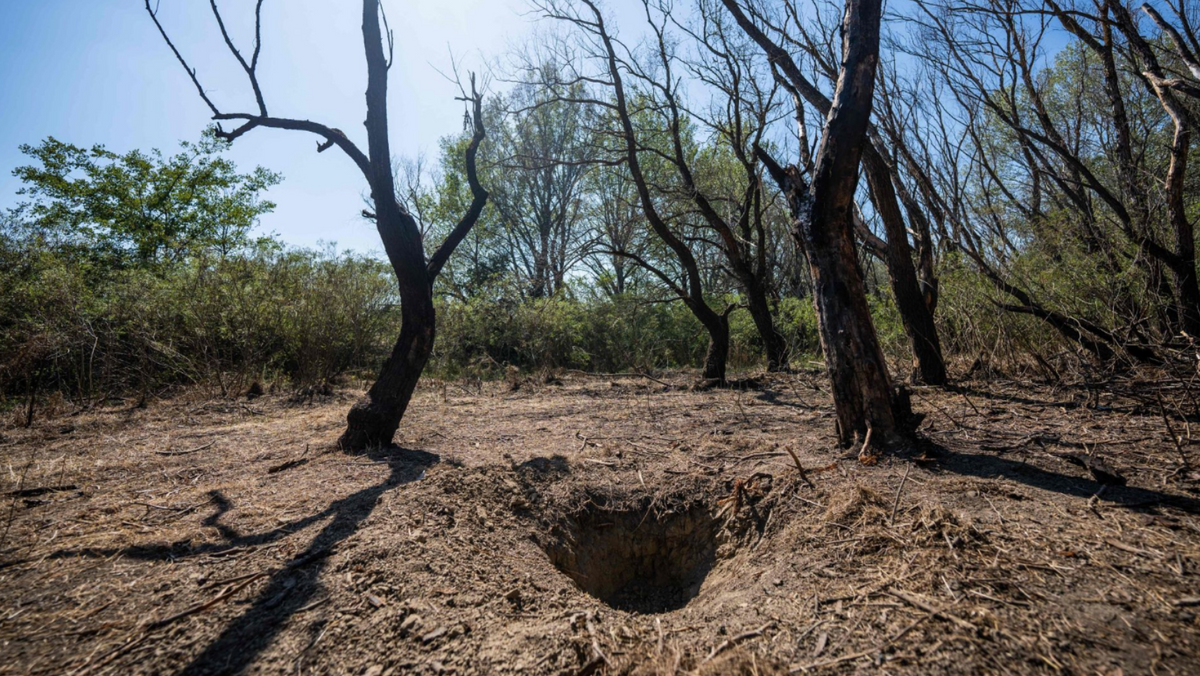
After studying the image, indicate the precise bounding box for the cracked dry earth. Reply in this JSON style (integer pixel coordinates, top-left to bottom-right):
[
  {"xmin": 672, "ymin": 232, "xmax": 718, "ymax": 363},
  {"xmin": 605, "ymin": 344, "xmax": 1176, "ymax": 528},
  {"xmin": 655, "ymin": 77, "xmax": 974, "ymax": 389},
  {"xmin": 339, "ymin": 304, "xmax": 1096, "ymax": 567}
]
[{"xmin": 1, "ymin": 372, "xmax": 1199, "ymax": 675}]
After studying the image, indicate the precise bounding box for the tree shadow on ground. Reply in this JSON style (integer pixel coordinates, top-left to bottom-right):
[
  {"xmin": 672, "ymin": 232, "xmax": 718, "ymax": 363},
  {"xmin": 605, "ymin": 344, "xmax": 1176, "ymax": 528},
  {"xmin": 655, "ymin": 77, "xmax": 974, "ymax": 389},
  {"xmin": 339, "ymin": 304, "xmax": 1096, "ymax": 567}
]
[
  {"xmin": 516, "ymin": 454, "xmax": 570, "ymax": 476},
  {"xmin": 6, "ymin": 449, "xmax": 437, "ymax": 569},
  {"xmin": 201, "ymin": 490, "xmax": 240, "ymax": 541},
  {"xmin": 5, "ymin": 446, "xmax": 439, "ymax": 674},
  {"xmin": 175, "ymin": 445, "xmax": 438, "ymax": 675},
  {"xmin": 943, "ymin": 384, "xmax": 1083, "ymax": 409},
  {"xmin": 924, "ymin": 441, "xmax": 1200, "ymax": 515},
  {"xmin": 755, "ymin": 389, "xmax": 815, "ymax": 409}
]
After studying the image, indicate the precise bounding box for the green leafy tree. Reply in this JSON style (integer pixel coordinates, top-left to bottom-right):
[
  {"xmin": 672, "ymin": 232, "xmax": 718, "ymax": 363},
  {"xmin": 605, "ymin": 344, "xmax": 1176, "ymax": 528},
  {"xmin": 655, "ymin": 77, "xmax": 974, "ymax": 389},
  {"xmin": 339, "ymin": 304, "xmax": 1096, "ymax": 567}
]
[{"xmin": 12, "ymin": 128, "xmax": 281, "ymax": 271}]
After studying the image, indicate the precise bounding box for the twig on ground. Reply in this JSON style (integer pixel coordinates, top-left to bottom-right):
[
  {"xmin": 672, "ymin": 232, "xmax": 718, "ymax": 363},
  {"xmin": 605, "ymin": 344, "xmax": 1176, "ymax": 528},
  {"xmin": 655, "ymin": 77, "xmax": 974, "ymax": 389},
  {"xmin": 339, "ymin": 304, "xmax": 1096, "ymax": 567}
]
[
  {"xmin": 1156, "ymin": 392, "xmax": 1192, "ymax": 471},
  {"xmin": 703, "ymin": 620, "xmax": 774, "ymax": 662},
  {"xmin": 886, "ymin": 589, "xmax": 976, "ymax": 632},
  {"xmin": 155, "ymin": 441, "xmax": 215, "ymax": 456},
  {"xmin": 6, "ymin": 484, "xmax": 78, "ymax": 498},
  {"xmin": 890, "ymin": 462, "xmax": 912, "ymax": 524},
  {"xmin": 784, "ymin": 446, "xmax": 815, "ymax": 488},
  {"xmin": 267, "ymin": 458, "xmax": 308, "ymax": 474}
]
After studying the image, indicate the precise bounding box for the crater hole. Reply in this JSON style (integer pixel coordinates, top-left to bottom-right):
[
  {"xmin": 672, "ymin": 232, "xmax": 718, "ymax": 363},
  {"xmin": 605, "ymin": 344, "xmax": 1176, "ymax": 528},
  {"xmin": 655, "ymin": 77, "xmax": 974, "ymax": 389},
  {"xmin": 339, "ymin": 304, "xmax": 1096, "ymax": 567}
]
[{"xmin": 543, "ymin": 505, "xmax": 717, "ymax": 614}]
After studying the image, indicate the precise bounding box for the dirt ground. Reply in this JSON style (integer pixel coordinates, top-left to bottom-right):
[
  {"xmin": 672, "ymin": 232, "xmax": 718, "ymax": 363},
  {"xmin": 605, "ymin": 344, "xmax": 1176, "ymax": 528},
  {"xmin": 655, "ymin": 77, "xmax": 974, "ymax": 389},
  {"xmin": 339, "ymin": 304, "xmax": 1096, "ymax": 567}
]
[{"xmin": 2, "ymin": 371, "xmax": 1199, "ymax": 675}]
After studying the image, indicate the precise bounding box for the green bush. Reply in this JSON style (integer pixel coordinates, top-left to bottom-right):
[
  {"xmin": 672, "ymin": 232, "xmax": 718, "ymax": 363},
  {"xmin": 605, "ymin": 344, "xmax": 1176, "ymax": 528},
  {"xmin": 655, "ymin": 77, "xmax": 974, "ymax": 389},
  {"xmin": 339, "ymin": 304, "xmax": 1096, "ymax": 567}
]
[
  {"xmin": 0, "ymin": 239, "xmax": 401, "ymax": 403},
  {"xmin": 431, "ymin": 292, "xmax": 712, "ymax": 377}
]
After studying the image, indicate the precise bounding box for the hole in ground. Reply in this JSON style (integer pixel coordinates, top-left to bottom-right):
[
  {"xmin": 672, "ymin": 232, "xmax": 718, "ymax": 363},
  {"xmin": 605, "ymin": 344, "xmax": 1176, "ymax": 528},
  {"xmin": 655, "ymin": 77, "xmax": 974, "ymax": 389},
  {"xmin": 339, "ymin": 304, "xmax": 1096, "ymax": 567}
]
[{"xmin": 543, "ymin": 504, "xmax": 717, "ymax": 614}]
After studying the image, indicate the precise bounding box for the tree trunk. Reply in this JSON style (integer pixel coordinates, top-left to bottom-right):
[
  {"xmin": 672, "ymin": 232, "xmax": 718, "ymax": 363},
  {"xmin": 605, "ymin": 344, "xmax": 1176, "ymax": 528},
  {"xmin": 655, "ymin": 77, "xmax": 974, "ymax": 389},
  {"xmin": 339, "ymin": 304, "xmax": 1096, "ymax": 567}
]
[
  {"xmin": 700, "ymin": 311, "xmax": 730, "ymax": 382},
  {"xmin": 797, "ymin": 185, "xmax": 901, "ymax": 446},
  {"xmin": 740, "ymin": 0, "xmax": 905, "ymax": 448},
  {"xmin": 577, "ymin": 0, "xmax": 732, "ymax": 385},
  {"xmin": 744, "ymin": 280, "xmax": 789, "ymax": 371},
  {"xmin": 1165, "ymin": 125, "xmax": 1200, "ymax": 338},
  {"xmin": 339, "ymin": 283, "xmax": 435, "ymax": 450},
  {"xmin": 150, "ymin": 0, "xmax": 488, "ymax": 452},
  {"xmin": 24, "ymin": 372, "xmax": 37, "ymax": 428},
  {"xmin": 862, "ymin": 150, "xmax": 947, "ymax": 385}
]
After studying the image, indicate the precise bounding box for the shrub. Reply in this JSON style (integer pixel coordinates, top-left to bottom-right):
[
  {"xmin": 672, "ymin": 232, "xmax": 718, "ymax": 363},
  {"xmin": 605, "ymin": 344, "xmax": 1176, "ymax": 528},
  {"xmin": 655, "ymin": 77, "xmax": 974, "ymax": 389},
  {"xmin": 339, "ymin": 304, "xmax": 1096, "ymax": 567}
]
[{"xmin": 0, "ymin": 239, "xmax": 401, "ymax": 406}]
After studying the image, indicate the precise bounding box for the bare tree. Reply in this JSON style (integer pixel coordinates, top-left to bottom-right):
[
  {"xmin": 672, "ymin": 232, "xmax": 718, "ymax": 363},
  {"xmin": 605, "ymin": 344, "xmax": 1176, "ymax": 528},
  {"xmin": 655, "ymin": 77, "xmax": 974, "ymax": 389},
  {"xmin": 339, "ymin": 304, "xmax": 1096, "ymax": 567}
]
[
  {"xmin": 485, "ymin": 67, "xmax": 599, "ymax": 298},
  {"xmin": 538, "ymin": 0, "xmax": 802, "ymax": 377},
  {"xmin": 899, "ymin": 0, "xmax": 1190, "ymax": 364},
  {"xmin": 535, "ymin": 0, "xmax": 741, "ymax": 382},
  {"xmin": 722, "ymin": 0, "xmax": 947, "ymax": 385},
  {"xmin": 683, "ymin": 0, "xmax": 794, "ymax": 371},
  {"xmin": 583, "ymin": 159, "xmax": 650, "ymax": 296},
  {"xmin": 147, "ymin": 0, "xmax": 489, "ymax": 450},
  {"xmin": 724, "ymin": 0, "xmax": 912, "ymax": 446}
]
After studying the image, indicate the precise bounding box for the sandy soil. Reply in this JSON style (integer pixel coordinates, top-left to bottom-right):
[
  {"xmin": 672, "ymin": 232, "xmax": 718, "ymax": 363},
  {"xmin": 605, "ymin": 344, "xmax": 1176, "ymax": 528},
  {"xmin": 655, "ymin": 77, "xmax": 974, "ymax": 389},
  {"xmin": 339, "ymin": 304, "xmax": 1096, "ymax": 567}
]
[{"xmin": 1, "ymin": 372, "xmax": 1199, "ymax": 675}]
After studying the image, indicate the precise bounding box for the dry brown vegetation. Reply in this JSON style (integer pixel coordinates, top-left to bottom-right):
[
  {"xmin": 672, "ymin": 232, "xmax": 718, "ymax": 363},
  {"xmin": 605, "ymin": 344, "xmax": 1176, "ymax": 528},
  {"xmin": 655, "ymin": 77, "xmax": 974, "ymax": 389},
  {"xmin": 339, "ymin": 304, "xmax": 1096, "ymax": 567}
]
[{"xmin": 1, "ymin": 373, "xmax": 1199, "ymax": 674}]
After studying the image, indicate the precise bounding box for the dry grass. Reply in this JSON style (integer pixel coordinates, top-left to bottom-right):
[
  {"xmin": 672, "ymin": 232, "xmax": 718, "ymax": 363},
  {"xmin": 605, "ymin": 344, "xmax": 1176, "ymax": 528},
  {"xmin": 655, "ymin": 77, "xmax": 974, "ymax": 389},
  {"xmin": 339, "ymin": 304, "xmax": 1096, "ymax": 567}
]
[{"xmin": 1, "ymin": 372, "xmax": 1198, "ymax": 674}]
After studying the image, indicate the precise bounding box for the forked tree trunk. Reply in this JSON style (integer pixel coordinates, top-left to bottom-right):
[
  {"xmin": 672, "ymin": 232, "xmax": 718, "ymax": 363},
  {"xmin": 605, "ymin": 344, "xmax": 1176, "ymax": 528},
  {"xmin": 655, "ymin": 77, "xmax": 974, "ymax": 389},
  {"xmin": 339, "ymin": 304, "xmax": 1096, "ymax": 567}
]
[
  {"xmin": 337, "ymin": 1, "xmax": 488, "ymax": 450},
  {"xmin": 767, "ymin": 162, "xmax": 902, "ymax": 446},
  {"xmin": 735, "ymin": 0, "xmax": 905, "ymax": 447},
  {"xmin": 149, "ymin": 0, "xmax": 488, "ymax": 453},
  {"xmin": 719, "ymin": 0, "xmax": 943, "ymax": 384}
]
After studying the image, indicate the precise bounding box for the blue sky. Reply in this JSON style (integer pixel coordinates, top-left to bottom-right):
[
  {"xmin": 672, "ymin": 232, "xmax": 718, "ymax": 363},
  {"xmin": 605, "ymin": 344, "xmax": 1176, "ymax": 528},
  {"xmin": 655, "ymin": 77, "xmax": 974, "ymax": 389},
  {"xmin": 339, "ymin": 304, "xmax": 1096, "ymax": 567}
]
[
  {"xmin": 0, "ymin": 1, "xmax": 1073, "ymax": 256},
  {"xmin": 0, "ymin": 0, "xmax": 542, "ymax": 254}
]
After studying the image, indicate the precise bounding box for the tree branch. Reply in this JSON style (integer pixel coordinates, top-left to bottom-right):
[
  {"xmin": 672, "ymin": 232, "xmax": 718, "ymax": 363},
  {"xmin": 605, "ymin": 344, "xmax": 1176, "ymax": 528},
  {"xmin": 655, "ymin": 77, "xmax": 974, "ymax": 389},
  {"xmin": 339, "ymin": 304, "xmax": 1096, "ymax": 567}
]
[{"xmin": 428, "ymin": 73, "xmax": 489, "ymax": 280}]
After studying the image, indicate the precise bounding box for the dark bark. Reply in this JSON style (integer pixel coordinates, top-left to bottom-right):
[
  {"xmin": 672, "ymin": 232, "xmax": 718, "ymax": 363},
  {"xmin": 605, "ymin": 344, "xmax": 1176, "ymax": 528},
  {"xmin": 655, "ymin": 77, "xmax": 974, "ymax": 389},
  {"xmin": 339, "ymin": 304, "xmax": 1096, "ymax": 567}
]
[
  {"xmin": 1164, "ymin": 122, "xmax": 1200, "ymax": 337},
  {"xmin": 699, "ymin": 310, "xmax": 732, "ymax": 382},
  {"xmin": 744, "ymin": 277, "xmax": 789, "ymax": 371},
  {"xmin": 339, "ymin": 3, "xmax": 489, "ymax": 449},
  {"xmin": 24, "ymin": 372, "xmax": 37, "ymax": 428},
  {"xmin": 890, "ymin": 166, "xmax": 939, "ymax": 316},
  {"xmin": 339, "ymin": 292, "xmax": 436, "ymax": 449},
  {"xmin": 147, "ymin": 0, "xmax": 488, "ymax": 451},
  {"xmin": 338, "ymin": 0, "xmax": 434, "ymax": 449},
  {"xmin": 861, "ymin": 150, "xmax": 947, "ymax": 385},
  {"xmin": 772, "ymin": 22, "xmax": 946, "ymax": 381},
  {"xmin": 715, "ymin": 0, "xmax": 943, "ymax": 383},
  {"xmin": 568, "ymin": 0, "xmax": 730, "ymax": 383},
  {"xmin": 760, "ymin": 153, "xmax": 901, "ymax": 446},
  {"xmin": 731, "ymin": 0, "xmax": 905, "ymax": 446}
]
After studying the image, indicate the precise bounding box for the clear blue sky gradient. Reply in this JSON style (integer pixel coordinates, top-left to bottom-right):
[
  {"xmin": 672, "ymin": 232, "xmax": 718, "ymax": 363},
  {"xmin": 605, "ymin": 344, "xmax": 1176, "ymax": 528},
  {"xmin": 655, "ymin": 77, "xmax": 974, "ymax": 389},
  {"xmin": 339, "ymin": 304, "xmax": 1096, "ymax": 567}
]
[
  {"xmin": 0, "ymin": 1, "xmax": 1069, "ymax": 255},
  {"xmin": 0, "ymin": 0, "xmax": 545, "ymax": 254}
]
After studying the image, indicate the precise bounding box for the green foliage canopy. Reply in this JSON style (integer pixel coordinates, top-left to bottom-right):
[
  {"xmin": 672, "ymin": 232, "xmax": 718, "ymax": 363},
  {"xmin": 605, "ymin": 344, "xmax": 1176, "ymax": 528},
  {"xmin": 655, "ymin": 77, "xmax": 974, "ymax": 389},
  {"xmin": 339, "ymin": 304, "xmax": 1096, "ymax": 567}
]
[{"xmin": 12, "ymin": 128, "xmax": 281, "ymax": 271}]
